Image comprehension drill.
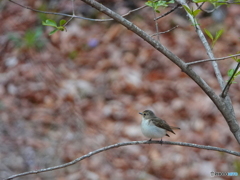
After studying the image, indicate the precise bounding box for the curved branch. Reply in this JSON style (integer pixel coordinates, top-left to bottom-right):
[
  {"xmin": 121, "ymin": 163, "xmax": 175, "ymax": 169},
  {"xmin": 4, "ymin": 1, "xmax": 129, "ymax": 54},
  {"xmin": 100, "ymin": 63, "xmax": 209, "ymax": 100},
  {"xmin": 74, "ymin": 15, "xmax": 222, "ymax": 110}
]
[{"xmin": 5, "ymin": 140, "xmax": 240, "ymax": 180}]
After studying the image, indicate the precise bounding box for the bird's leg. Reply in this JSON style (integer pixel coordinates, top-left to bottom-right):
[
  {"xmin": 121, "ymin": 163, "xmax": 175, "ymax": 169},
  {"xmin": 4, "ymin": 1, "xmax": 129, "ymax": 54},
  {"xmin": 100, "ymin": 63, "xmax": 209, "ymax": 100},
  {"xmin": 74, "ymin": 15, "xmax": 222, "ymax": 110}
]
[{"xmin": 160, "ymin": 138, "xmax": 163, "ymax": 145}]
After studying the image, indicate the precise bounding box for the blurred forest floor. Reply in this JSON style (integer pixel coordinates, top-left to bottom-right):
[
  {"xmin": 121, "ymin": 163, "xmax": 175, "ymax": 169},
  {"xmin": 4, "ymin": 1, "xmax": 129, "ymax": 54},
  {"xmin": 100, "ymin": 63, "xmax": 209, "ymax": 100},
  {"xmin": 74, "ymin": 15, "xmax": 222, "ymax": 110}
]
[{"xmin": 1, "ymin": 0, "xmax": 240, "ymax": 180}]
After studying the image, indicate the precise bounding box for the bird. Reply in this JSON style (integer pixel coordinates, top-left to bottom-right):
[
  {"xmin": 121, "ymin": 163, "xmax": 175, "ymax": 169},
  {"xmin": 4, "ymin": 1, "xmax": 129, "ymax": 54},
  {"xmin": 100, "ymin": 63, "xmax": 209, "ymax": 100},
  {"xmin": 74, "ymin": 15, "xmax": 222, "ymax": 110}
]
[{"xmin": 139, "ymin": 110, "xmax": 180, "ymax": 143}]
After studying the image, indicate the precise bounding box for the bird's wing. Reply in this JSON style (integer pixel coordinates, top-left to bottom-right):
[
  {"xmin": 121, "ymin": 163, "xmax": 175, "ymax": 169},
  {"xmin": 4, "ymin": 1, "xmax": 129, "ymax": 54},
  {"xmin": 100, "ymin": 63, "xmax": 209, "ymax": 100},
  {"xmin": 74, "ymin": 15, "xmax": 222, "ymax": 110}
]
[
  {"xmin": 170, "ymin": 126, "xmax": 180, "ymax": 130},
  {"xmin": 150, "ymin": 117, "xmax": 176, "ymax": 134}
]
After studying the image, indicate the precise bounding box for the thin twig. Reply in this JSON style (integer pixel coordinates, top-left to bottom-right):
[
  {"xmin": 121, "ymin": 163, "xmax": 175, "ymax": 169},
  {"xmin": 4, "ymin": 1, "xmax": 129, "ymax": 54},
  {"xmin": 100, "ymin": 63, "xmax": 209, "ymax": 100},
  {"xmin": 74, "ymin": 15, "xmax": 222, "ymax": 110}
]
[
  {"xmin": 122, "ymin": 4, "xmax": 148, "ymax": 16},
  {"xmin": 221, "ymin": 62, "xmax": 240, "ymax": 98},
  {"xmin": 195, "ymin": 2, "xmax": 217, "ymax": 13},
  {"xmin": 195, "ymin": 2, "xmax": 205, "ymax": 11},
  {"xmin": 152, "ymin": 2, "xmax": 160, "ymax": 41},
  {"xmin": 63, "ymin": 0, "xmax": 76, "ymax": 27},
  {"xmin": 151, "ymin": 25, "xmax": 179, "ymax": 37},
  {"xmin": 5, "ymin": 140, "xmax": 240, "ymax": 180},
  {"xmin": 154, "ymin": 4, "xmax": 181, "ymax": 20},
  {"xmin": 187, "ymin": 53, "xmax": 240, "ymax": 66},
  {"xmin": 72, "ymin": 0, "xmax": 75, "ymax": 16},
  {"xmin": 9, "ymin": 0, "xmax": 147, "ymax": 22}
]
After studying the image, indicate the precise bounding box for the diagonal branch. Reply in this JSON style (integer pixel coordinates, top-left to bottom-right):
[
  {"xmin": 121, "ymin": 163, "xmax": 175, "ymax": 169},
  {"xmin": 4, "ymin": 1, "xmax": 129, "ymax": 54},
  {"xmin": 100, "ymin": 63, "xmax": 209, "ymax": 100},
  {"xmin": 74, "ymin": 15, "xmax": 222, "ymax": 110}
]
[
  {"xmin": 221, "ymin": 62, "xmax": 240, "ymax": 98},
  {"xmin": 5, "ymin": 140, "xmax": 240, "ymax": 180}
]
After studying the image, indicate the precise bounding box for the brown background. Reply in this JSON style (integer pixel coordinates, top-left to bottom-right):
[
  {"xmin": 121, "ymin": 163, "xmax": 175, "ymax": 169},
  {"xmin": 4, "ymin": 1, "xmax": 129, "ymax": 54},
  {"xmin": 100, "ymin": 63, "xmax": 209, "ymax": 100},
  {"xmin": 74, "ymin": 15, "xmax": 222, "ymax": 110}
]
[{"xmin": 0, "ymin": 0, "xmax": 240, "ymax": 179}]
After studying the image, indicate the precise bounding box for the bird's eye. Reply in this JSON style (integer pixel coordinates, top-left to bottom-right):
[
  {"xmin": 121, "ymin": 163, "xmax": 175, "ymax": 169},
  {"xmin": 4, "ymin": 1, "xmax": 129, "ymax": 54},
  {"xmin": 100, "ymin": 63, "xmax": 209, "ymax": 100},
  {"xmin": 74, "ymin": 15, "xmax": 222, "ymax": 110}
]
[{"xmin": 144, "ymin": 113, "xmax": 146, "ymax": 115}]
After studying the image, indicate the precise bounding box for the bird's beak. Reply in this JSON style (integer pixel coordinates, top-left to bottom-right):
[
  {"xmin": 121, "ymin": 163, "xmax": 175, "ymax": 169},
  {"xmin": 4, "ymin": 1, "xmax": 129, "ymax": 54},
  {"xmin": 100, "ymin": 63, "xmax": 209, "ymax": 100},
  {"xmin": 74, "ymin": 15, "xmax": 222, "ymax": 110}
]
[{"xmin": 139, "ymin": 112, "xmax": 142, "ymax": 115}]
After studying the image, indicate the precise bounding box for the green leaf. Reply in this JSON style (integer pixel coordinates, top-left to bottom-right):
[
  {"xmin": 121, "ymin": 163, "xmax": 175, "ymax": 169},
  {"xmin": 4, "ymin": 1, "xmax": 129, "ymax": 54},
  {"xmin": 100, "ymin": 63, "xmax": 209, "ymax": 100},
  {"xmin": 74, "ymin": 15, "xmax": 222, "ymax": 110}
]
[
  {"xmin": 156, "ymin": 1, "xmax": 168, "ymax": 7},
  {"xmin": 57, "ymin": 26, "xmax": 66, "ymax": 31},
  {"xmin": 183, "ymin": 5, "xmax": 193, "ymax": 15},
  {"xmin": 236, "ymin": 59, "xmax": 240, "ymax": 63},
  {"xmin": 42, "ymin": 19, "xmax": 57, "ymax": 28},
  {"xmin": 145, "ymin": 0, "xmax": 172, "ymax": 10},
  {"xmin": 168, "ymin": 0, "xmax": 175, "ymax": 3},
  {"xmin": 215, "ymin": 29, "xmax": 224, "ymax": 41},
  {"xmin": 204, "ymin": 29, "xmax": 213, "ymax": 40},
  {"xmin": 60, "ymin": 19, "xmax": 66, "ymax": 26},
  {"xmin": 193, "ymin": 9, "xmax": 201, "ymax": 17},
  {"xmin": 145, "ymin": 1, "xmax": 152, "ymax": 7},
  {"xmin": 235, "ymin": 71, "xmax": 240, "ymax": 76},
  {"xmin": 227, "ymin": 69, "xmax": 234, "ymax": 77},
  {"xmin": 49, "ymin": 29, "xmax": 59, "ymax": 35}
]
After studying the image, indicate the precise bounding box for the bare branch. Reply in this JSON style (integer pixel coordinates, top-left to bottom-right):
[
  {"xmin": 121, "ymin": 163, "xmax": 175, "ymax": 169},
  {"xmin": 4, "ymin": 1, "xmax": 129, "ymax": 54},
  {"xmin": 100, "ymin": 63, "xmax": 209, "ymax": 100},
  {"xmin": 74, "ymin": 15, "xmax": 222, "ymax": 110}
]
[
  {"xmin": 154, "ymin": 4, "xmax": 181, "ymax": 20},
  {"xmin": 72, "ymin": 0, "xmax": 75, "ymax": 16},
  {"xmin": 151, "ymin": 25, "xmax": 179, "ymax": 37},
  {"xmin": 151, "ymin": 2, "xmax": 161, "ymax": 41},
  {"xmin": 122, "ymin": 4, "xmax": 148, "ymax": 16},
  {"xmin": 221, "ymin": 62, "xmax": 240, "ymax": 98},
  {"xmin": 187, "ymin": 53, "xmax": 240, "ymax": 66},
  {"xmin": 5, "ymin": 140, "xmax": 240, "ymax": 180},
  {"xmin": 63, "ymin": 0, "xmax": 76, "ymax": 26}
]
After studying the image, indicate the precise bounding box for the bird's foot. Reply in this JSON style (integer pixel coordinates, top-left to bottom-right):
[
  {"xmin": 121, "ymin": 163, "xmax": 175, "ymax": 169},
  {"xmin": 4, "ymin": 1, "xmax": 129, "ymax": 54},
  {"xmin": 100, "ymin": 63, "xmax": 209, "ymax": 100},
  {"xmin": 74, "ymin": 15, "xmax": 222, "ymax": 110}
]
[{"xmin": 160, "ymin": 139, "xmax": 163, "ymax": 145}]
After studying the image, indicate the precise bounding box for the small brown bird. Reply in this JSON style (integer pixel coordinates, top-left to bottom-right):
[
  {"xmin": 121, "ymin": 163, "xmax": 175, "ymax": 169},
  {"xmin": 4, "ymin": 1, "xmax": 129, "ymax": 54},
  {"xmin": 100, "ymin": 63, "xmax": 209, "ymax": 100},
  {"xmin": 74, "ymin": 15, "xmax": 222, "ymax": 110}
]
[{"xmin": 139, "ymin": 110, "xmax": 180, "ymax": 142}]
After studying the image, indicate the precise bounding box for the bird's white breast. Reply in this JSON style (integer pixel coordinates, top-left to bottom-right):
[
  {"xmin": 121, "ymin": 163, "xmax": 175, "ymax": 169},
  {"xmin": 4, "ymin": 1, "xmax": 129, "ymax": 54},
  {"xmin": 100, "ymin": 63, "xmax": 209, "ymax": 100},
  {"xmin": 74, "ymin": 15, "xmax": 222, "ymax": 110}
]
[{"xmin": 141, "ymin": 118, "xmax": 166, "ymax": 139}]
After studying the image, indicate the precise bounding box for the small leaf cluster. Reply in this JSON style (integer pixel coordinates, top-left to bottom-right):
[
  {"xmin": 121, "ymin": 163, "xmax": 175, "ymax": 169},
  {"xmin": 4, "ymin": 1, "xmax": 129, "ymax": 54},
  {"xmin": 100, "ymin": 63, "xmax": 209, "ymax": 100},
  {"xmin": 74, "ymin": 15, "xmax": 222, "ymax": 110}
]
[
  {"xmin": 145, "ymin": 0, "xmax": 175, "ymax": 13},
  {"xmin": 42, "ymin": 19, "xmax": 67, "ymax": 35},
  {"xmin": 204, "ymin": 29, "xmax": 224, "ymax": 48},
  {"xmin": 183, "ymin": 6, "xmax": 201, "ymax": 17}
]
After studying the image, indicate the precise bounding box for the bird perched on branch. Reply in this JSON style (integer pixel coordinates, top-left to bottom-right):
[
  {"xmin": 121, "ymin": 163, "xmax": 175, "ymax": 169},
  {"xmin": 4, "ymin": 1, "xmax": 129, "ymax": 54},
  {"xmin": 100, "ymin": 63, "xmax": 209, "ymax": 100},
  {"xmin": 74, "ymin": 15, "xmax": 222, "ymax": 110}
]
[{"xmin": 139, "ymin": 110, "xmax": 180, "ymax": 143}]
